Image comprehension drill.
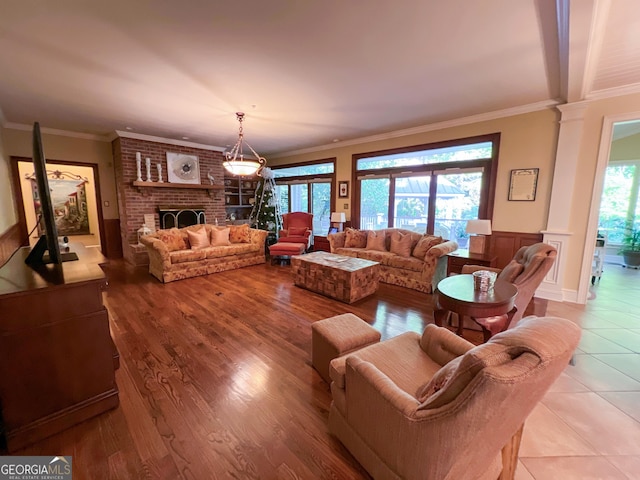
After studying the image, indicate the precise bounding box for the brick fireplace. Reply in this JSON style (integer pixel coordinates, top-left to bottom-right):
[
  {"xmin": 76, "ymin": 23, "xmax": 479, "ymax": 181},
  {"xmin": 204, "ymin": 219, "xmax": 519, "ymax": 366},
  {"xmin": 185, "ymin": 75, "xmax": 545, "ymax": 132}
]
[{"xmin": 113, "ymin": 136, "xmax": 226, "ymax": 265}]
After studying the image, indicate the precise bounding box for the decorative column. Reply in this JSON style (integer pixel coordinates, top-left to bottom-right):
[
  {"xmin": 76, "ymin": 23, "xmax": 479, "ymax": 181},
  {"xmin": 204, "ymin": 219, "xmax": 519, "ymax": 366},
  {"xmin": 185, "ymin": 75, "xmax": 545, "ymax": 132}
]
[{"xmin": 539, "ymin": 103, "xmax": 588, "ymax": 302}]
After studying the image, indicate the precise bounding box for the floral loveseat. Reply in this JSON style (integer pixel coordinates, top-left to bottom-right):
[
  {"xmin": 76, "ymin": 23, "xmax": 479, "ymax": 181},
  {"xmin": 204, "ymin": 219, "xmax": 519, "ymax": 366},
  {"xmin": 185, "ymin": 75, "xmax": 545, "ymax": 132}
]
[
  {"xmin": 140, "ymin": 224, "xmax": 268, "ymax": 283},
  {"xmin": 328, "ymin": 228, "xmax": 458, "ymax": 293}
]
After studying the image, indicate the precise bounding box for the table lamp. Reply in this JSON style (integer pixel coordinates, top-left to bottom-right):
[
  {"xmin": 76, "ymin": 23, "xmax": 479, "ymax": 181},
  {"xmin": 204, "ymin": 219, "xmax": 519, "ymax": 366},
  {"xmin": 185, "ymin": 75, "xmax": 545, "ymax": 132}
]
[
  {"xmin": 330, "ymin": 212, "xmax": 346, "ymax": 232},
  {"xmin": 465, "ymin": 219, "xmax": 492, "ymax": 254}
]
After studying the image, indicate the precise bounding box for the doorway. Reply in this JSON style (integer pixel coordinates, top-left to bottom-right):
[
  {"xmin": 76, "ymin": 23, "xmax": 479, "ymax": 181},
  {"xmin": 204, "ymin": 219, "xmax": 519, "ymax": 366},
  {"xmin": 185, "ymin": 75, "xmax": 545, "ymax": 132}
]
[
  {"xmin": 11, "ymin": 157, "xmax": 106, "ymax": 254},
  {"xmin": 582, "ymin": 117, "xmax": 640, "ymax": 301}
]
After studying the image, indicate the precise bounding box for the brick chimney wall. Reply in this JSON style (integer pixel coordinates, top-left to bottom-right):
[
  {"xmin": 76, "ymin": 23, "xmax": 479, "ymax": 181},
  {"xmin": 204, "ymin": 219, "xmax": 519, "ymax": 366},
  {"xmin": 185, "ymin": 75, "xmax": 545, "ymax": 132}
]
[{"xmin": 113, "ymin": 136, "xmax": 226, "ymax": 264}]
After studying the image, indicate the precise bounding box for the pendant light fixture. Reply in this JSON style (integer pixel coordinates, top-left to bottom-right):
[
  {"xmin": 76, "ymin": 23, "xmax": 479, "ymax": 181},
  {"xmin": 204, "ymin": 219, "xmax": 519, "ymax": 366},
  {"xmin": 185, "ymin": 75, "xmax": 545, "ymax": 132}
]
[{"xmin": 222, "ymin": 112, "xmax": 266, "ymax": 177}]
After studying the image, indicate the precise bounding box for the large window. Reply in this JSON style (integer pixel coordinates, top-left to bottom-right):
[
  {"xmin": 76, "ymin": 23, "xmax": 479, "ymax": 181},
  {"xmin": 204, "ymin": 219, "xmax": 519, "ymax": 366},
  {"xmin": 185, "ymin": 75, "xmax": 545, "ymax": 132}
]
[
  {"xmin": 272, "ymin": 160, "xmax": 335, "ymax": 235},
  {"xmin": 354, "ymin": 134, "xmax": 498, "ymax": 246}
]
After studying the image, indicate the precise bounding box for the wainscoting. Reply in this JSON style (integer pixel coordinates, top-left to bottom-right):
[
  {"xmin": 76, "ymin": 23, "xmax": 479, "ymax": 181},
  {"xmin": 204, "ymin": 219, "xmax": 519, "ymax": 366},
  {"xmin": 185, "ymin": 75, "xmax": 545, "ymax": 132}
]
[
  {"xmin": 0, "ymin": 224, "xmax": 22, "ymax": 267},
  {"xmin": 488, "ymin": 230, "xmax": 544, "ymax": 268},
  {"xmin": 103, "ymin": 219, "xmax": 123, "ymax": 259}
]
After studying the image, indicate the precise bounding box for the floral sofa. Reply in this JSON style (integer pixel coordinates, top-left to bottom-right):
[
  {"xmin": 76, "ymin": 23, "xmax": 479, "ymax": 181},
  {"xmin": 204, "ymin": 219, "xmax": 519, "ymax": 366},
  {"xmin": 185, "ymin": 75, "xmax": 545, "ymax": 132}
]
[
  {"xmin": 328, "ymin": 228, "xmax": 458, "ymax": 293},
  {"xmin": 140, "ymin": 224, "xmax": 268, "ymax": 283}
]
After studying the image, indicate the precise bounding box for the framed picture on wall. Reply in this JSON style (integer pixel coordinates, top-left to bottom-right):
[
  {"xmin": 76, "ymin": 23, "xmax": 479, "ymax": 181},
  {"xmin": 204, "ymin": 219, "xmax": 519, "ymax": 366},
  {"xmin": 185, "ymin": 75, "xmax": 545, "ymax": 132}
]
[
  {"xmin": 338, "ymin": 181, "xmax": 349, "ymax": 198},
  {"xmin": 167, "ymin": 153, "xmax": 200, "ymax": 184},
  {"xmin": 508, "ymin": 168, "xmax": 539, "ymax": 201}
]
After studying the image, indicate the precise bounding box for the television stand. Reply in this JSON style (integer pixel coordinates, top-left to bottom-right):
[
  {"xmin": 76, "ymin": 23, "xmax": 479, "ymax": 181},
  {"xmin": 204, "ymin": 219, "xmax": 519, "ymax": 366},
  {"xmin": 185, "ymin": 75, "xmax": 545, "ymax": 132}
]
[{"xmin": 0, "ymin": 243, "xmax": 119, "ymax": 451}]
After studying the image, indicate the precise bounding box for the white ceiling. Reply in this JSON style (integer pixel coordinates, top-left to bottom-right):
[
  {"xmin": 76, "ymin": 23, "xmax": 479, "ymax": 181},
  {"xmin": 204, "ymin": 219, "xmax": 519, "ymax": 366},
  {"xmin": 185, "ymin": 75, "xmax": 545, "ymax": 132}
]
[{"xmin": 1, "ymin": 0, "xmax": 640, "ymax": 156}]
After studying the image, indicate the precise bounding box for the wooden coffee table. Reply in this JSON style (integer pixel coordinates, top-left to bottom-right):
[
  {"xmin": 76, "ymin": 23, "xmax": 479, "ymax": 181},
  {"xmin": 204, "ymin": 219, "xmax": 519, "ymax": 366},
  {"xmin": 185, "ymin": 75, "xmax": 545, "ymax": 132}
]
[
  {"xmin": 291, "ymin": 252, "xmax": 380, "ymax": 304},
  {"xmin": 434, "ymin": 274, "xmax": 518, "ymax": 342}
]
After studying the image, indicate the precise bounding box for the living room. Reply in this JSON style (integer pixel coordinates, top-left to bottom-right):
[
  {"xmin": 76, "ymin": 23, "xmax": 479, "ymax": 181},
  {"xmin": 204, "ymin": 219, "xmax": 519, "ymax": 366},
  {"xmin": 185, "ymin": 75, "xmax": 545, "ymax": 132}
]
[{"xmin": 1, "ymin": 1, "xmax": 640, "ymax": 479}]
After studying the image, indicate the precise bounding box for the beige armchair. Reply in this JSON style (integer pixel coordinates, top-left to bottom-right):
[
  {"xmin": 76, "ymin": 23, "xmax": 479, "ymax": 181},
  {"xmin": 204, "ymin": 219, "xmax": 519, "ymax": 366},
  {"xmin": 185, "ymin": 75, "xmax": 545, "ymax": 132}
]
[
  {"xmin": 328, "ymin": 316, "xmax": 580, "ymax": 480},
  {"xmin": 461, "ymin": 242, "xmax": 557, "ymax": 331}
]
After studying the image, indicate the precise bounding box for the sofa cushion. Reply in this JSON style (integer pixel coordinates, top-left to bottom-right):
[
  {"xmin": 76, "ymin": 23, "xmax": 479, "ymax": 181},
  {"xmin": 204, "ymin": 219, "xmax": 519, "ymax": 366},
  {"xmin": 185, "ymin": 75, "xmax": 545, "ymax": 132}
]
[
  {"xmin": 357, "ymin": 250, "xmax": 395, "ymax": 264},
  {"xmin": 500, "ymin": 260, "xmax": 525, "ymax": 283},
  {"xmin": 390, "ymin": 230, "xmax": 413, "ymax": 257},
  {"xmin": 366, "ymin": 230, "xmax": 387, "ymax": 252},
  {"xmin": 202, "ymin": 243, "xmax": 258, "ymax": 258},
  {"xmin": 169, "ymin": 249, "xmax": 207, "ymax": 264},
  {"xmin": 229, "ymin": 224, "xmax": 251, "ymax": 243},
  {"xmin": 333, "ymin": 247, "xmax": 361, "ymax": 258},
  {"xmin": 345, "ymin": 228, "xmax": 368, "ymax": 248},
  {"xmin": 188, "ymin": 226, "xmax": 210, "ymax": 250},
  {"xmin": 412, "ymin": 235, "xmax": 443, "ymax": 259},
  {"xmin": 386, "ymin": 255, "xmax": 424, "ymax": 272},
  {"xmin": 159, "ymin": 228, "xmax": 189, "ymax": 252},
  {"xmin": 211, "ymin": 227, "xmax": 231, "ymax": 246}
]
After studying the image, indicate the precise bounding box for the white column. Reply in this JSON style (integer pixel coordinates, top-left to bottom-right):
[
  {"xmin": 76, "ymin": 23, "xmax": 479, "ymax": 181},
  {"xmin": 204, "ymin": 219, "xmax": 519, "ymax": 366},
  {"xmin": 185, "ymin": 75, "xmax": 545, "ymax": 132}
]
[{"xmin": 539, "ymin": 102, "xmax": 588, "ymax": 301}]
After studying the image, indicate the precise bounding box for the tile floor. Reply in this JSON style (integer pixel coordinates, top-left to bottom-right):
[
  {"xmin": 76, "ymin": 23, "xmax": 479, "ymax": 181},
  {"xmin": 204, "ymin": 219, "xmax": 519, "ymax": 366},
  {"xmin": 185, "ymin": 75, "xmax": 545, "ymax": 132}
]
[{"xmin": 515, "ymin": 264, "xmax": 640, "ymax": 479}]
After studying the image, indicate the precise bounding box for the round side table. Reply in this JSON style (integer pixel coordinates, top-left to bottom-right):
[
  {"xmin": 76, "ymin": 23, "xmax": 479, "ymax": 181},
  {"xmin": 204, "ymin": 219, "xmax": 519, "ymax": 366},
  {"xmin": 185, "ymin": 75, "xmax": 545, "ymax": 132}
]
[{"xmin": 434, "ymin": 274, "xmax": 518, "ymax": 342}]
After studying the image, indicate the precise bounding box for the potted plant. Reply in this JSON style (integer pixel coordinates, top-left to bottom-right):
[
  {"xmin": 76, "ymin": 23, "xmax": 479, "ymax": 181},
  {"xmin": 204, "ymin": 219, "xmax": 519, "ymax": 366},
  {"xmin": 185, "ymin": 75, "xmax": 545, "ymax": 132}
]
[{"xmin": 620, "ymin": 227, "xmax": 640, "ymax": 268}]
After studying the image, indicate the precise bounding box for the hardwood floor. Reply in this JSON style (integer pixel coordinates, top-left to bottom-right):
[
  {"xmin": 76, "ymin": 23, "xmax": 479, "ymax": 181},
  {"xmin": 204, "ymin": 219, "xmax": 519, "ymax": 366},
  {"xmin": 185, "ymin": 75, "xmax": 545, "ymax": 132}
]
[{"xmin": 10, "ymin": 261, "xmax": 442, "ymax": 479}]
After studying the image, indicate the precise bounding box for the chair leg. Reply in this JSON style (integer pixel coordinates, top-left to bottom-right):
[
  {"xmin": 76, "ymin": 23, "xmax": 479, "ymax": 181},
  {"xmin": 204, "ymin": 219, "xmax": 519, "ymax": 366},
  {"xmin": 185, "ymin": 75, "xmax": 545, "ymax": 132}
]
[{"xmin": 499, "ymin": 423, "xmax": 524, "ymax": 480}]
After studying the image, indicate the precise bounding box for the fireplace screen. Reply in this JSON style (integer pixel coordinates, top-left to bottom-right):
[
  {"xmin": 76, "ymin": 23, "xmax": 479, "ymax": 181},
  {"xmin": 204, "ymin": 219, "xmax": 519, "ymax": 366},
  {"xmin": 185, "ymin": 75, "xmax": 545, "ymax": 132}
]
[{"xmin": 158, "ymin": 206, "xmax": 206, "ymax": 229}]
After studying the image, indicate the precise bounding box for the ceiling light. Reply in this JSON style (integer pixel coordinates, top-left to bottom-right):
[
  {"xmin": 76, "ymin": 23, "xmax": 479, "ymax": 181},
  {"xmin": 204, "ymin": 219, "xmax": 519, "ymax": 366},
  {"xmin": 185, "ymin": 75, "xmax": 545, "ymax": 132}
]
[{"xmin": 222, "ymin": 112, "xmax": 266, "ymax": 177}]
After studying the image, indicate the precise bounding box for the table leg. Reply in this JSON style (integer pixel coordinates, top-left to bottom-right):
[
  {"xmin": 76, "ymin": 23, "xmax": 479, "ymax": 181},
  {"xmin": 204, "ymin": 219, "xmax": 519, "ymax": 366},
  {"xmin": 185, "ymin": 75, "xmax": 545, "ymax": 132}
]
[{"xmin": 434, "ymin": 308, "xmax": 448, "ymax": 328}]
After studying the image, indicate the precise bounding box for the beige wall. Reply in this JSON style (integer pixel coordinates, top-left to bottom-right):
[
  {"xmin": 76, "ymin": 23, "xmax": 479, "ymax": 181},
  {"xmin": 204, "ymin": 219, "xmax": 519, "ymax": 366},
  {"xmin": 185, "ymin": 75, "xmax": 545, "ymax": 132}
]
[
  {"xmin": 271, "ymin": 108, "xmax": 559, "ymax": 233},
  {"xmin": 0, "ymin": 129, "xmax": 18, "ymax": 234},
  {"xmin": 2, "ymin": 128, "xmax": 118, "ymax": 219}
]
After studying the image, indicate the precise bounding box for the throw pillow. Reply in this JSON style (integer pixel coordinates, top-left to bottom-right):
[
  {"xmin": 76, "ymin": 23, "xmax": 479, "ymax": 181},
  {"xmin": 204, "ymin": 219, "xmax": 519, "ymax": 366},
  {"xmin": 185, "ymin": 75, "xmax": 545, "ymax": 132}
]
[
  {"xmin": 288, "ymin": 227, "xmax": 308, "ymax": 236},
  {"xmin": 229, "ymin": 224, "xmax": 251, "ymax": 244},
  {"xmin": 187, "ymin": 226, "xmax": 210, "ymax": 250},
  {"xmin": 344, "ymin": 228, "xmax": 367, "ymax": 248},
  {"xmin": 366, "ymin": 230, "xmax": 387, "ymax": 252},
  {"xmin": 210, "ymin": 227, "xmax": 231, "ymax": 246},
  {"xmin": 158, "ymin": 229, "xmax": 189, "ymax": 252},
  {"xmin": 412, "ymin": 235, "xmax": 443, "ymax": 259},
  {"xmin": 390, "ymin": 230, "xmax": 413, "ymax": 257}
]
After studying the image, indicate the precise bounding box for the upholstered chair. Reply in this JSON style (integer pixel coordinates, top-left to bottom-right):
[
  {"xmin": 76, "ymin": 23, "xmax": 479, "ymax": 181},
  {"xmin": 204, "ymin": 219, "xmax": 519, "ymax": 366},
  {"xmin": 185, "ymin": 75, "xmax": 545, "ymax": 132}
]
[
  {"xmin": 461, "ymin": 242, "xmax": 557, "ymax": 331},
  {"xmin": 278, "ymin": 212, "xmax": 314, "ymax": 249},
  {"xmin": 328, "ymin": 316, "xmax": 580, "ymax": 480}
]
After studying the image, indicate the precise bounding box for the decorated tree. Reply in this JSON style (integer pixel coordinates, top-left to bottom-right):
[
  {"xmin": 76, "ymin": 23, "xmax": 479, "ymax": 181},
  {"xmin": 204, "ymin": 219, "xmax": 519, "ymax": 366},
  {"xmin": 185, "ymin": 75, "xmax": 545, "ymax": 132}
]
[{"xmin": 250, "ymin": 167, "xmax": 282, "ymax": 237}]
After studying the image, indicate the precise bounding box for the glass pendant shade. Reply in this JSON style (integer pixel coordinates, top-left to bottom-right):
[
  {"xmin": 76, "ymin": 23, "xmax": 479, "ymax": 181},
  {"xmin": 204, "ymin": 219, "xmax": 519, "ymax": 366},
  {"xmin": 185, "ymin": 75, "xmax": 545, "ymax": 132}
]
[{"xmin": 223, "ymin": 112, "xmax": 266, "ymax": 177}]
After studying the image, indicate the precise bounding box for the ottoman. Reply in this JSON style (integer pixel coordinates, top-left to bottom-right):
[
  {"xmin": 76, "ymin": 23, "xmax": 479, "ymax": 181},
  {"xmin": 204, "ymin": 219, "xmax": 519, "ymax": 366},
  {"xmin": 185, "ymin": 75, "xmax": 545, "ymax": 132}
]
[
  {"xmin": 269, "ymin": 242, "xmax": 305, "ymax": 265},
  {"xmin": 311, "ymin": 313, "xmax": 381, "ymax": 383}
]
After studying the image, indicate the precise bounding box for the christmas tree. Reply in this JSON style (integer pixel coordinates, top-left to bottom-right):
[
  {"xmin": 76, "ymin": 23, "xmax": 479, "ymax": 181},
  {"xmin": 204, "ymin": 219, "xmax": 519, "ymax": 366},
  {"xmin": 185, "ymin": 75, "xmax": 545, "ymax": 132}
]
[{"xmin": 250, "ymin": 167, "xmax": 282, "ymax": 236}]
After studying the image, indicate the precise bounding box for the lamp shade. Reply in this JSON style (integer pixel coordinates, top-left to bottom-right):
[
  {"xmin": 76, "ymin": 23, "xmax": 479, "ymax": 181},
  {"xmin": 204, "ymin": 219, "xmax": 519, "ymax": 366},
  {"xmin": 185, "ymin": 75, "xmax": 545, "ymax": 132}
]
[
  {"xmin": 331, "ymin": 212, "xmax": 346, "ymax": 223},
  {"xmin": 465, "ymin": 219, "xmax": 492, "ymax": 235}
]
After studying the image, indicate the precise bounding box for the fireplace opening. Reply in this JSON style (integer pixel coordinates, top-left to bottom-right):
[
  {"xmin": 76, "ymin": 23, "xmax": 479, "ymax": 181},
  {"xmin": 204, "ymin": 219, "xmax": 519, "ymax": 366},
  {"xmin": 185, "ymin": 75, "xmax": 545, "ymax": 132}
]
[{"xmin": 158, "ymin": 206, "xmax": 206, "ymax": 229}]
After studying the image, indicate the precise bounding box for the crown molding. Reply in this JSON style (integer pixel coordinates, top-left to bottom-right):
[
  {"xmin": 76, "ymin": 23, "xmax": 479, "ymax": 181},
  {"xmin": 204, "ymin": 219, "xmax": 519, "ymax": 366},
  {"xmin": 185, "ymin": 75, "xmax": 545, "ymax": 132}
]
[
  {"xmin": 272, "ymin": 99, "xmax": 561, "ymax": 159},
  {"xmin": 115, "ymin": 130, "xmax": 225, "ymax": 152},
  {"xmin": 585, "ymin": 82, "xmax": 640, "ymax": 101},
  {"xmin": 2, "ymin": 122, "xmax": 111, "ymax": 142}
]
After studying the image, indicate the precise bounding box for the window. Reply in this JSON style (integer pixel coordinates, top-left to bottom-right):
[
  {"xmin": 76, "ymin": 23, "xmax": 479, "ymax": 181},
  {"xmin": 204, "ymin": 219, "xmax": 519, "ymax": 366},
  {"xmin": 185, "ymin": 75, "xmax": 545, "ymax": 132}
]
[
  {"xmin": 354, "ymin": 134, "xmax": 498, "ymax": 245},
  {"xmin": 272, "ymin": 160, "xmax": 335, "ymax": 235}
]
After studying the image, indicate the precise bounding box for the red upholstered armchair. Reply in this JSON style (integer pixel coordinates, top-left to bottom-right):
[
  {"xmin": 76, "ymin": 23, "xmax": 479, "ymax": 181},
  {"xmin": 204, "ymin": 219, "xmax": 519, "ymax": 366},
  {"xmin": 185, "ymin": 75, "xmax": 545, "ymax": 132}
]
[{"xmin": 278, "ymin": 212, "xmax": 313, "ymax": 250}]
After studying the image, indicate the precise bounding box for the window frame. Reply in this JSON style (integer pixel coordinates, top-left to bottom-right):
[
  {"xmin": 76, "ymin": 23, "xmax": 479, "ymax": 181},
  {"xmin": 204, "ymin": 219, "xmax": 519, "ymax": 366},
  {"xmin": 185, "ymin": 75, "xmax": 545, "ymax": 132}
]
[
  {"xmin": 271, "ymin": 158, "xmax": 336, "ymax": 233},
  {"xmin": 351, "ymin": 133, "xmax": 500, "ymax": 231}
]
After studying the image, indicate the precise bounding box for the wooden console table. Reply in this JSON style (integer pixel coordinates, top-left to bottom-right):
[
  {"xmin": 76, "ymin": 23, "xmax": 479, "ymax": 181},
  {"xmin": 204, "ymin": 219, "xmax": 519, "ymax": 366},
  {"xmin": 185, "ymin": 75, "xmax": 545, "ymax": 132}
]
[{"xmin": 0, "ymin": 244, "xmax": 119, "ymax": 451}]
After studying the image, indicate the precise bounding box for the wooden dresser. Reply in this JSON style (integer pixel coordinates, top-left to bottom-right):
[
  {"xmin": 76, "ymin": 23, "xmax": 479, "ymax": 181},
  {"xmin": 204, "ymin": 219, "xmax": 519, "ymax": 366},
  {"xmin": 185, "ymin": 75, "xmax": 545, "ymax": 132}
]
[{"xmin": 0, "ymin": 245, "xmax": 119, "ymax": 451}]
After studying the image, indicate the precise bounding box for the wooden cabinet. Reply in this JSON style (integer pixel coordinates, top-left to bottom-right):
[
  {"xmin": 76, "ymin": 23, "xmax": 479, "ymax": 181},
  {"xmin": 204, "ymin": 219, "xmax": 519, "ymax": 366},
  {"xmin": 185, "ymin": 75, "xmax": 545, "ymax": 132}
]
[
  {"xmin": 0, "ymin": 245, "xmax": 119, "ymax": 451},
  {"xmin": 224, "ymin": 175, "xmax": 257, "ymax": 222},
  {"xmin": 447, "ymin": 249, "xmax": 497, "ymax": 275},
  {"xmin": 313, "ymin": 235, "xmax": 331, "ymax": 252}
]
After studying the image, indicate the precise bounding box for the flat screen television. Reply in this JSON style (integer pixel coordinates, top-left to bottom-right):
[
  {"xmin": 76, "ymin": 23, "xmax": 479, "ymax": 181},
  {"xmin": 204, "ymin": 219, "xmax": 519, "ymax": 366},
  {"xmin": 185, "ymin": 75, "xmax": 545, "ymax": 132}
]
[{"xmin": 25, "ymin": 122, "xmax": 79, "ymax": 266}]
